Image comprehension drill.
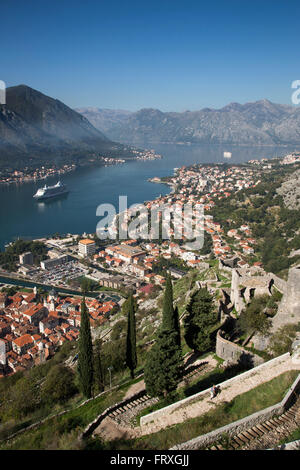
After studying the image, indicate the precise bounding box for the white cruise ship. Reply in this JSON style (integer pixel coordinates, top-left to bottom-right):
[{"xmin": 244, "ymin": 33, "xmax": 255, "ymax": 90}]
[{"xmin": 33, "ymin": 181, "xmax": 69, "ymax": 200}]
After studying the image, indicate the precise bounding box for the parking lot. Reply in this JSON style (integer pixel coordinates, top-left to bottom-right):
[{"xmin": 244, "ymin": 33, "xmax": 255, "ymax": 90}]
[{"xmin": 32, "ymin": 260, "xmax": 88, "ymax": 285}]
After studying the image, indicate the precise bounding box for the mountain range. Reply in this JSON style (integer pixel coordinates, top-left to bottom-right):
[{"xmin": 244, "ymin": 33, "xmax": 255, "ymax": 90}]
[
  {"xmin": 77, "ymin": 100, "xmax": 300, "ymax": 146},
  {"xmin": 0, "ymin": 85, "xmax": 134, "ymax": 171},
  {"xmin": 2, "ymin": 86, "xmax": 300, "ymax": 173}
]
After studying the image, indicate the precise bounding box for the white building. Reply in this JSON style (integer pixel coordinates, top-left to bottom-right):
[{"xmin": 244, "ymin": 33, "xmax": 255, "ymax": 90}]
[{"xmin": 78, "ymin": 239, "xmax": 96, "ymax": 257}]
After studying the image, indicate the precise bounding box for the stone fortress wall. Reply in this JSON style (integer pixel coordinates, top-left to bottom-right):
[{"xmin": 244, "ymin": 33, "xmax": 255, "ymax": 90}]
[
  {"xmin": 216, "ymin": 329, "xmax": 264, "ymax": 367},
  {"xmin": 272, "ymin": 266, "xmax": 300, "ymax": 330},
  {"xmin": 230, "ymin": 266, "xmax": 287, "ymax": 314},
  {"xmin": 171, "ymin": 369, "xmax": 300, "ymax": 450}
]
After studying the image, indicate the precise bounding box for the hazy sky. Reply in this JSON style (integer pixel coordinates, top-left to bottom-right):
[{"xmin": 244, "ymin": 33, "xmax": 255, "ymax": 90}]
[{"xmin": 1, "ymin": 0, "xmax": 300, "ymax": 111}]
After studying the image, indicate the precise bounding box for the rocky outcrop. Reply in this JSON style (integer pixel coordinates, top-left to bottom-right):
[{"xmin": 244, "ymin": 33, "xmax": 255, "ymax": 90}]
[{"xmin": 276, "ymin": 169, "xmax": 300, "ymax": 210}]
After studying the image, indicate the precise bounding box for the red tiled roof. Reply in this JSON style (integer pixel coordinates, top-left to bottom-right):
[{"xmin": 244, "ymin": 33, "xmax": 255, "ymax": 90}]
[{"xmin": 13, "ymin": 334, "xmax": 34, "ymax": 348}]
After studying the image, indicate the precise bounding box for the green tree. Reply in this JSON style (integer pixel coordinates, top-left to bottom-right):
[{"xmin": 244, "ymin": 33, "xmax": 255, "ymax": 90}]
[
  {"xmin": 162, "ymin": 274, "xmax": 175, "ymax": 331},
  {"xmin": 121, "ymin": 294, "xmax": 138, "ymax": 317},
  {"xmin": 184, "ymin": 287, "xmax": 218, "ymax": 353},
  {"xmin": 80, "ymin": 277, "xmax": 92, "ymax": 293},
  {"xmin": 111, "ymin": 319, "xmax": 127, "ymax": 341},
  {"xmin": 78, "ymin": 297, "xmax": 94, "ymax": 398},
  {"xmin": 6, "ymin": 376, "xmax": 38, "ymax": 419},
  {"xmin": 174, "ymin": 305, "xmax": 181, "ymax": 348},
  {"xmin": 144, "ymin": 278, "xmax": 183, "ymax": 397},
  {"xmin": 102, "ymin": 338, "xmax": 126, "ymax": 373},
  {"xmin": 126, "ymin": 294, "xmax": 137, "ymax": 379},
  {"xmin": 237, "ymin": 295, "xmax": 272, "ymax": 337},
  {"xmin": 41, "ymin": 365, "xmax": 77, "ymax": 404},
  {"xmin": 94, "ymin": 338, "xmax": 104, "ymax": 393},
  {"xmin": 144, "ymin": 329, "xmax": 183, "ymax": 398}
]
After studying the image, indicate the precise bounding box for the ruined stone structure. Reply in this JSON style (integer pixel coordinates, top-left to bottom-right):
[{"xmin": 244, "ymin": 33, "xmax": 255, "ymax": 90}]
[
  {"xmin": 272, "ymin": 266, "xmax": 300, "ymax": 331},
  {"xmin": 230, "ymin": 268, "xmax": 245, "ymax": 313},
  {"xmin": 216, "ymin": 329, "xmax": 264, "ymax": 367},
  {"xmin": 230, "ymin": 267, "xmax": 286, "ymax": 314}
]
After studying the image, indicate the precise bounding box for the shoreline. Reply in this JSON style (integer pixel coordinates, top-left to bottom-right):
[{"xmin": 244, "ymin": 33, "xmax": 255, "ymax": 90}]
[{"xmin": 0, "ymin": 149, "xmax": 163, "ymax": 186}]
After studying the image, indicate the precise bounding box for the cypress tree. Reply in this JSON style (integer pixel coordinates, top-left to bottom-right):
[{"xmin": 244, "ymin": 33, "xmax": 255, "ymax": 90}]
[
  {"xmin": 78, "ymin": 297, "xmax": 94, "ymax": 398},
  {"xmin": 174, "ymin": 305, "xmax": 181, "ymax": 348},
  {"xmin": 94, "ymin": 338, "xmax": 104, "ymax": 393},
  {"xmin": 162, "ymin": 275, "xmax": 181, "ymax": 344},
  {"xmin": 126, "ymin": 294, "xmax": 137, "ymax": 379},
  {"xmin": 144, "ymin": 329, "xmax": 183, "ymax": 398},
  {"xmin": 162, "ymin": 274, "xmax": 175, "ymax": 330},
  {"xmin": 145, "ymin": 275, "xmax": 183, "ymax": 397},
  {"xmin": 184, "ymin": 287, "xmax": 217, "ymax": 354}
]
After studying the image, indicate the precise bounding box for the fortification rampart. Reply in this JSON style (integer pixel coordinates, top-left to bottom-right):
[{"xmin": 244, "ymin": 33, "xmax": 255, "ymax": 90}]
[{"xmin": 216, "ymin": 329, "xmax": 264, "ymax": 367}]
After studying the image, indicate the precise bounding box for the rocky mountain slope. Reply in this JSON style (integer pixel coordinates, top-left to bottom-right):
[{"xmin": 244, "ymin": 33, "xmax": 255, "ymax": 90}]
[
  {"xmin": 276, "ymin": 168, "xmax": 300, "ymax": 210},
  {"xmin": 78, "ymin": 100, "xmax": 300, "ymax": 146},
  {"xmin": 0, "ymin": 85, "xmax": 133, "ymax": 170},
  {"xmin": 76, "ymin": 107, "xmax": 132, "ymax": 135}
]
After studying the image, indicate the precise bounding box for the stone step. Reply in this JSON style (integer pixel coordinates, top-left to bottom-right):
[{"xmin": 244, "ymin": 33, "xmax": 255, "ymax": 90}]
[
  {"xmin": 215, "ymin": 444, "xmax": 223, "ymax": 450},
  {"xmin": 246, "ymin": 428, "xmax": 260, "ymax": 439},
  {"xmin": 235, "ymin": 433, "xmax": 249, "ymax": 445},
  {"xmin": 239, "ymin": 431, "xmax": 252, "ymax": 442},
  {"xmin": 277, "ymin": 415, "xmax": 290, "ymax": 423},
  {"xmin": 230, "ymin": 438, "xmax": 242, "ymax": 449},
  {"xmin": 260, "ymin": 423, "xmax": 272, "ymax": 432},
  {"xmin": 285, "ymin": 410, "xmax": 295, "ymax": 419},
  {"xmin": 242, "ymin": 430, "xmax": 256, "ymax": 440},
  {"xmin": 276, "ymin": 416, "xmax": 286, "ymax": 426},
  {"xmin": 256, "ymin": 424, "xmax": 268, "ymax": 434},
  {"xmin": 251, "ymin": 426, "xmax": 264, "ymax": 436},
  {"xmin": 265, "ymin": 419, "xmax": 277, "ymax": 428}
]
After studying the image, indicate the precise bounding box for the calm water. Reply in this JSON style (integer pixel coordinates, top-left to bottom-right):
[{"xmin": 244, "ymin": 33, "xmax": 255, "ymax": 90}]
[{"xmin": 0, "ymin": 143, "xmax": 297, "ymax": 249}]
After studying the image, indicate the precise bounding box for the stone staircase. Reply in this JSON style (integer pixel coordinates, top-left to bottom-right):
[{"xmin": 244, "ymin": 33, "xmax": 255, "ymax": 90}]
[
  {"xmin": 107, "ymin": 393, "xmax": 159, "ymax": 429},
  {"xmin": 208, "ymin": 398, "xmax": 300, "ymax": 450}
]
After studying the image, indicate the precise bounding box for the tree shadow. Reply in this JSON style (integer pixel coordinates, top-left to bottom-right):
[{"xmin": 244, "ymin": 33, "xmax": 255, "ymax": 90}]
[{"xmin": 183, "ymin": 362, "xmax": 248, "ymax": 398}]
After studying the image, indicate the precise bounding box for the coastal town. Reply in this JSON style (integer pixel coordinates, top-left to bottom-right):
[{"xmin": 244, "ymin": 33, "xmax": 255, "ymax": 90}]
[
  {"xmin": 1, "ymin": 154, "xmax": 297, "ymax": 377},
  {"xmin": 0, "ymin": 148, "xmax": 162, "ymax": 184},
  {"xmin": 3, "ymin": 1, "xmax": 300, "ymax": 453}
]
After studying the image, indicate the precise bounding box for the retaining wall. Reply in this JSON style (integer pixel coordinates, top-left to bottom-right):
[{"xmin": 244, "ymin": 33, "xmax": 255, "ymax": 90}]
[
  {"xmin": 170, "ymin": 372, "xmax": 300, "ymax": 450},
  {"xmin": 79, "ymin": 389, "xmax": 147, "ymax": 440}
]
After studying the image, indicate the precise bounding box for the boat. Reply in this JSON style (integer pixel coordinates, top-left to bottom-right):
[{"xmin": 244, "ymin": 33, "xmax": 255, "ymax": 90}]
[{"xmin": 33, "ymin": 181, "xmax": 69, "ymax": 200}]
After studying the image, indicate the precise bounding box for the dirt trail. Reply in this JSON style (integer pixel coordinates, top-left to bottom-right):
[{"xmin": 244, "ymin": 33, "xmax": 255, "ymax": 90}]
[
  {"xmin": 124, "ymin": 379, "xmax": 145, "ymax": 400},
  {"xmin": 93, "ymin": 416, "xmax": 136, "ymax": 440}
]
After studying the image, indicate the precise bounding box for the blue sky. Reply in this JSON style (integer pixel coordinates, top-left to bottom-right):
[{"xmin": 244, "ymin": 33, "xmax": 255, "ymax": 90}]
[{"xmin": 1, "ymin": 0, "xmax": 300, "ymax": 111}]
